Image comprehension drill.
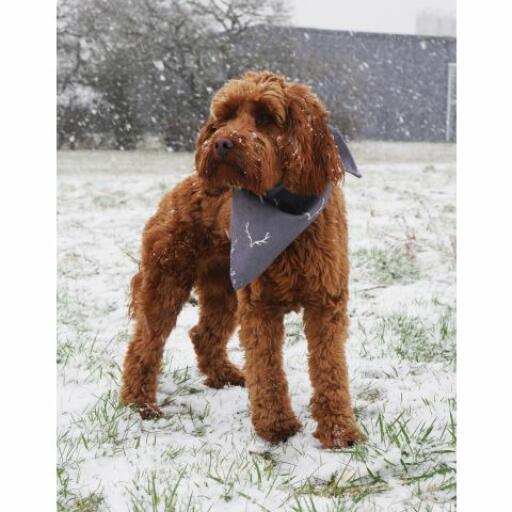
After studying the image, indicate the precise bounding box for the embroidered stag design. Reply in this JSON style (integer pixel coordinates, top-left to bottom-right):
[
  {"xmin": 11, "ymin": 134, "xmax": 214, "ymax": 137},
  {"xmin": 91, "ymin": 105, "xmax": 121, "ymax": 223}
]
[{"xmin": 244, "ymin": 222, "xmax": 271, "ymax": 247}]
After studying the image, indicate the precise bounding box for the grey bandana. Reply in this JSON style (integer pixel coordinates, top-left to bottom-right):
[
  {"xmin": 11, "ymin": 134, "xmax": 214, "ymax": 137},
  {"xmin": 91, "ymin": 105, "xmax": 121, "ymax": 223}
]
[
  {"xmin": 329, "ymin": 125, "xmax": 361, "ymax": 178},
  {"xmin": 229, "ymin": 127, "xmax": 359, "ymax": 290}
]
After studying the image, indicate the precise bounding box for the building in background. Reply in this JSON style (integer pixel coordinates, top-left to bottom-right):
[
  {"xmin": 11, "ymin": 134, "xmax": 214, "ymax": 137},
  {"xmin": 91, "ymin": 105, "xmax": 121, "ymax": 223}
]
[
  {"xmin": 244, "ymin": 26, "xmax": 457, "ymax": 142},
  {"xmin": 416, "ymin": 9, "xmax": 456, "ymax": 37}
]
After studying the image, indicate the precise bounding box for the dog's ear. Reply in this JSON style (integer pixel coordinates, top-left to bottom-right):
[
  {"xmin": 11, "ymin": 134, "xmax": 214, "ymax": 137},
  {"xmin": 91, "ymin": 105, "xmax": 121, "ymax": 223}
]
[{"xmin": 280, "ymin": 83, "xmax": 344, "ymax": 195}]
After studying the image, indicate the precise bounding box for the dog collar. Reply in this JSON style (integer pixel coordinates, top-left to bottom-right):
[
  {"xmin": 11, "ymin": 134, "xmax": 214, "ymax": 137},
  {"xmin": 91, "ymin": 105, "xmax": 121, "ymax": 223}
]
[{"xmin": 229, "ymin": 127, "xmax": 359, "ymax": 289}]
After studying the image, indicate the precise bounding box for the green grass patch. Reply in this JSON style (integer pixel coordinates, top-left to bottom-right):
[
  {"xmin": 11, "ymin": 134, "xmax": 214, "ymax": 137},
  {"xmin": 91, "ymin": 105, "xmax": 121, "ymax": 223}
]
[
  {"xmin": 355, "ymin": 247, "xmax": 420, "ymax": 284},
  {"xmin": 126, "ymin": 470, "xmax": 188, "ymax": 512},
  {"xmin": 57, "ymin": 464, "xmax": 104, "ymax": 512},
  {"xmin": 375, "ymin": 306, "xmax": 456, "ymax": 365}
]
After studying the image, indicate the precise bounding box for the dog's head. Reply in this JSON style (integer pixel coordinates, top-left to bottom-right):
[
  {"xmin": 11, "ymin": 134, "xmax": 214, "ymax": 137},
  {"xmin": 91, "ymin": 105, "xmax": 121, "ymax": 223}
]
[{"xmin": 195, "ymin": 71, "xmax": 344, "ymax": 196}]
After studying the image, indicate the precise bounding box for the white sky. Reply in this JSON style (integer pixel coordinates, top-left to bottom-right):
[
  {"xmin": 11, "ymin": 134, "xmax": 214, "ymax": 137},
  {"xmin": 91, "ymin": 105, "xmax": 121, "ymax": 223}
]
[{"xmin": 288, "ymin": 0, "xmax": 456, "ymax": 35}]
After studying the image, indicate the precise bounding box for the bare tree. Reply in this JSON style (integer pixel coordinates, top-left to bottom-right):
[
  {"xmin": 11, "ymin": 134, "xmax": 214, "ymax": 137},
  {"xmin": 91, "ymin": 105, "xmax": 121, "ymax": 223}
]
[{"xmin": 57, "ymin": 0, "xmax": 292, "ymax": 149}]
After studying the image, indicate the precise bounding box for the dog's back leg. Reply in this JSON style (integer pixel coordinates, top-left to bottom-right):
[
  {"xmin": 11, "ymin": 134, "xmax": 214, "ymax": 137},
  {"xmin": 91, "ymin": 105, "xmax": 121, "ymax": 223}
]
[
  {"xmin": 121, "ymin": 217, "xmax": 200, "ymax": 418},
  {"xmin": 189, "ymin": 261, "xmax": 244, "ymax": 388}
]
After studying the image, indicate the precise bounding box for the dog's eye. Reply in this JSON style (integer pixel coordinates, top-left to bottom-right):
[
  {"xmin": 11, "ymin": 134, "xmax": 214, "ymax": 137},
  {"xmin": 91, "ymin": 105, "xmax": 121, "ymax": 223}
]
[
  {"xmin": 256, "ymin": 112, "xmax": 274, "ymax": 127},
  {"xmin": 223, "ymin": 110, "xmax": 236, "ymax": 121}
]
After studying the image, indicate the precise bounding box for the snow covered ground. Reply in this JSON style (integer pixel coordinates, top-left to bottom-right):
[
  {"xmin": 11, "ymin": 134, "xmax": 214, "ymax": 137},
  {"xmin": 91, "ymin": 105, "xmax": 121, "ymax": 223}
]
[{"xmin": 57, "ymin": 141, "xmax": 456, "ymax": 512}]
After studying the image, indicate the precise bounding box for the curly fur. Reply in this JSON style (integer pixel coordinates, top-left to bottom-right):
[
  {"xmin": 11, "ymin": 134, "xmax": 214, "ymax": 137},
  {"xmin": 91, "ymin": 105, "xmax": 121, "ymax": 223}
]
[{"xmin": 120, "ymin": 71, "xmax": 365, "ymax": 448}]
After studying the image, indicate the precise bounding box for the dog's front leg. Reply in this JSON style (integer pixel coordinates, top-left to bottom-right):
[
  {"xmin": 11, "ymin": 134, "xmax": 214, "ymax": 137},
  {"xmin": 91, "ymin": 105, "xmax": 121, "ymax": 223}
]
[
  {"xmin": 303, "ymin": 301, "xmax": 366, "ymax": 448},
  {"xmin": 239, "ymin": 301, "xmax": 302, "ymax": 443}
]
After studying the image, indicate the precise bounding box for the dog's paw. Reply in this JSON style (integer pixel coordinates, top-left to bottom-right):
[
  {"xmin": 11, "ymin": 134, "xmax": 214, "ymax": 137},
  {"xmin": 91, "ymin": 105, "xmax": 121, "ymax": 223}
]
[
  {"xmin": 138, "ymin": 403, "xmax": 163, "ymax": 420},
  {"xmin": 121, "ymin": 391, "xmax": 163, "ymax": 420},
  {"xmin": 315, "ymin": 419, "xmax": 366, "ymax": 449},
  {"xmin": 254, "ymin": 414, "xmax": 302, "ymax": 444},
  {"xmin": 204, "ymin": 363, "xmax": 245, "ymax": 389}
]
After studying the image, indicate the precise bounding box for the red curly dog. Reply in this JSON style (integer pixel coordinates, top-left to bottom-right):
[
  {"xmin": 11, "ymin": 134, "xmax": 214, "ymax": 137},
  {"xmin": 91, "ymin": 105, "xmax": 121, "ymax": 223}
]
[{"xmin": 121, "ymin": 71, "xmax": 364, "ymax": 448}]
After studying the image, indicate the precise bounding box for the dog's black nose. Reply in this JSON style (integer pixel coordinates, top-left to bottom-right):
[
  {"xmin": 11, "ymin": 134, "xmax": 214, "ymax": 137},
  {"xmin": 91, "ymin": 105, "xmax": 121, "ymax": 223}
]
[{"xmin": 214, "ymin": 137, "xmax": 234, "ymax": 158}]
